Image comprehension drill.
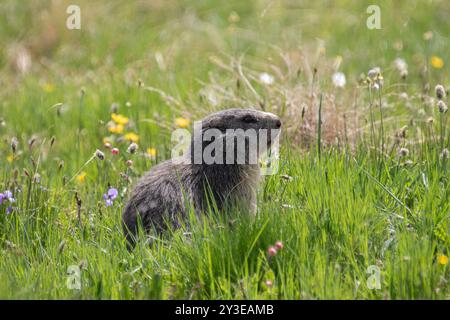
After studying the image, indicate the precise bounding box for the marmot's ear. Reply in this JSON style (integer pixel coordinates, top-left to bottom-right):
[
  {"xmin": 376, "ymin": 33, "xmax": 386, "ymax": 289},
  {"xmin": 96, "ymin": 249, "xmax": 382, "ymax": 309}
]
[
  {"xmin": 242, "ymin": 115, "xmax": 257, "ymax": 123},
  {"xmin": 204, "ymin": 117, "xmax": 227, "ymax": 131}
]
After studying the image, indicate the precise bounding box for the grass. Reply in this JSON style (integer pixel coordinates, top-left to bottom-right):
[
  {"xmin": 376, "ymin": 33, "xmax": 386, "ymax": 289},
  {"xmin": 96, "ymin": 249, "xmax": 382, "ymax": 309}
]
[{"xmin": 0, "ymin": 0, "xmax": 449, "ymax": 299}]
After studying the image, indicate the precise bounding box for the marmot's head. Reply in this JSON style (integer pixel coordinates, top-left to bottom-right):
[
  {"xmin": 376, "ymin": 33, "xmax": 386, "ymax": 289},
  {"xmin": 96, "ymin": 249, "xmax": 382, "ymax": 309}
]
[
  {"xmin": 189, "ymin": 109, "xmax": 281, "ymax": 165},
  {"xmin": 200, "ymin": 108, "xmax": 281, "ymax": 133}
]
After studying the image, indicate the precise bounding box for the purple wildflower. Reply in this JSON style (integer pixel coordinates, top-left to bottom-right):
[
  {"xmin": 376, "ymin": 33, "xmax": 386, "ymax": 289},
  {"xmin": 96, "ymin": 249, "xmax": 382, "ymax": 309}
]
[
  {"xmin": 6, "ymin": 206, "xmax": 13, "ymax": 214},
  {"xmin": 103, "ymin": 187, "xmax": 118, "ymax": 206},
  {"xmin": 5, "ymin": 191, "xmax": 15, "ymax": 203},
  {"xmin": 1, "ymin": 190, "xmax": 15, "ymax": 207},
  {"xmin": 107, "ymin": 188, "xmax": 118, "ymax": 200}
]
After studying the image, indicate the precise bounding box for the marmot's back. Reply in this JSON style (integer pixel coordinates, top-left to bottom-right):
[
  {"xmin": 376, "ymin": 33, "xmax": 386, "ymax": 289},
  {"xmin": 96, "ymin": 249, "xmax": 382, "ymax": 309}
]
[{"xmin": 122, "ymin": 160, "xmax": 189, "ymax": 243}]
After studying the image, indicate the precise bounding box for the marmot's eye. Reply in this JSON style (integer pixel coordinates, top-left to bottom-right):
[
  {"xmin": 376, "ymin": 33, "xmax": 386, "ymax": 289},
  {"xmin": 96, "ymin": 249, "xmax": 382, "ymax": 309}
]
[{"xmin": 242, "ymin": 115, "xmax": 257, "ymax": 123}]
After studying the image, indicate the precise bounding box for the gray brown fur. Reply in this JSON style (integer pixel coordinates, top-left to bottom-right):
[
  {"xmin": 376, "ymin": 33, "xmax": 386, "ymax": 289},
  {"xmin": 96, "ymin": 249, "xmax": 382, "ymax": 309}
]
[{"xmin": 122, "ymin": 108, "xmax": 281, "ymax": 245}]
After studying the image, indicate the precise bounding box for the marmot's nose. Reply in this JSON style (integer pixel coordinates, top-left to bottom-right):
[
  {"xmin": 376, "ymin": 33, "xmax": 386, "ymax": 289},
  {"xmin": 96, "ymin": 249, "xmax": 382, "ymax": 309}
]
[{"xmin": 275, "ymin": 119, "xmax": 282, "ymax": 128}]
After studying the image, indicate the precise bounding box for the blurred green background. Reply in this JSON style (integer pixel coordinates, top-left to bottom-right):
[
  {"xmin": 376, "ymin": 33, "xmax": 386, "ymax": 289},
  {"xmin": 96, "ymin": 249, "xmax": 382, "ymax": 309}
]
[{"xmin": 1, "ymin": 0, "xmax": 448, "ymax": 170}]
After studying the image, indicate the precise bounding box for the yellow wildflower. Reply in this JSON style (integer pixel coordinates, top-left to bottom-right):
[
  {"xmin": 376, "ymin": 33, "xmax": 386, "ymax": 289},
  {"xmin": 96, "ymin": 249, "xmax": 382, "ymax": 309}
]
[
  {"xmin": 175, "ymin": 117, "xmax": 190, "ymax": 128},
  {"xmin": 124, "ymin": 132, "xmax": 139, "ymax": 142},
  {"xmin": 103, "ymin": 137, "xmax": 111, "ymax": 144},
  {"xmin": 42, "ymin": 83, "xmax": 55, "ymax": 93},
  {"xmin": 7, "ymin": 154, "xmax": 14, "ymax": 163},
  {"xmin": 438, "ymin": 254, "xmax": 449, "ymax": 266},
  {"xmin": 76, "ymin": 171, "xmax": 87, "ymax": 183},
  {"xmin": 111, "ymin": 113, "xmax": 129, "ymax": 125},
  {"xmin": 430, "ymin": 55, "xmax": 444, "ymax": 69},
  {"xmin": 108, "ymin": 124, "xmax": 124, "ymax": 134},
  {"xmin": 147, "ymin": 147, "xmax": 157, "ymax": 158}
]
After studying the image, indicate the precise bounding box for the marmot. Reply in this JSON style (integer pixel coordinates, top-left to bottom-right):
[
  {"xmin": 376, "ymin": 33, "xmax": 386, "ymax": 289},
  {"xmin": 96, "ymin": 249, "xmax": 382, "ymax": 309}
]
[{"xmin": 122, "ymin": 108, "xmax": 281, "ymax": 245}]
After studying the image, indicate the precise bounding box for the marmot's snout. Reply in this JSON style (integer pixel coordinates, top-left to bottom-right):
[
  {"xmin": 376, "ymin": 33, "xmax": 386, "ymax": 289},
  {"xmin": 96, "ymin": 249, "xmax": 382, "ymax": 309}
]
[
  {"xmin": 258, "ymin": 111, "xmax": 282, "ymax": 146},
  {"xmin": 275, "ymin": 118, "xmax": 282, "ymax": 128},
  {"xmin": 265, "ymin": 112, "xmax": 282, "ymax": 129}
]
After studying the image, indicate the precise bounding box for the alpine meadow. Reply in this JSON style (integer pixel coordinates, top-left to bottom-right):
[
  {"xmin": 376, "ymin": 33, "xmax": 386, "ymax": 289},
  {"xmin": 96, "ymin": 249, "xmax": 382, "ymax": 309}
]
[{"xmin": 0, "ymin": 0, "xmax": 449, "ymax": 300}]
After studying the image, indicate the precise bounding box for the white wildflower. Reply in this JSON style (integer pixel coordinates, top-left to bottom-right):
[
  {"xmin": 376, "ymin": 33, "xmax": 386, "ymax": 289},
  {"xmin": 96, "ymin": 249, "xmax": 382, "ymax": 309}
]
[
  {"xmin": 259, "ymin": 72, "xmax": 274, "ymax": 85},
  {"xmin": 368, "ymin": 67, "xmax": 381, "ymax": 79},
  {"xmin": 394, "ymin": 58, "xmax": 408, "ymax": 72},
  {"xmin": 332, "ymin": 72, "xmax": 346, "ymax": 88}
]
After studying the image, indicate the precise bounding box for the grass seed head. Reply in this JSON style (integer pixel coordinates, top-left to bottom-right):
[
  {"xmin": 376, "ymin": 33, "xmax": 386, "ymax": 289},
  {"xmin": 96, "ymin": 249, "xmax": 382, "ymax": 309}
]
[
  {"xmin": 11, "ymin": 137, "xmax": 18, "ymax": 153},
  {"xmin": 281, "ymin": 174, "xmax": 293, "ymax": 182},
  {"xmin": 110, "ymin": 103, "xmax": 119, "ymax": 113},
  {"xmin": 127, "ymin": 142, "xmax": 138, "ymax": 154},
  {"xmin": 435, "ymin": 84, "xmax": 446, "ymax": 100},
  {"xmin": 398, "ymin": 147, "xmax": 409, "ymax": 157},
  {"xmin": 438, "ymin": 100, "xmax": 448, "ymax": 113},
  {"xmin": 28, "ymin": 136, "xmax": 36, "ymax": 148},
  {"xmin": 95, "ymin": 149, "xmax": 105, "ymax": 160}
]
